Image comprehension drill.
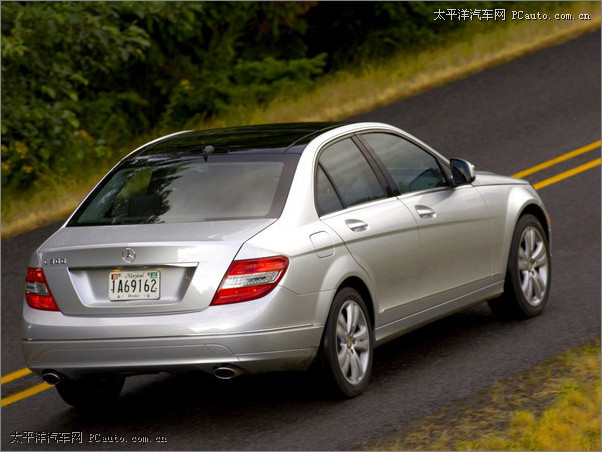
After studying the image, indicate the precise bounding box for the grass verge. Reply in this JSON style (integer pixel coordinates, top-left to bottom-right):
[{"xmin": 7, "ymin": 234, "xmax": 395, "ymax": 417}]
[
  {"xmin": 1, "ymin": 1, "xmax": 600, "ymax": 238},
  {"xmin": 364, "ymin": 339, "xmax": 601, "ymax": 451}
]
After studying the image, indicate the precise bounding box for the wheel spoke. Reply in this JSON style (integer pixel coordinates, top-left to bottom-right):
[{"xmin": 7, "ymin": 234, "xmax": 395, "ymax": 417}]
[
  {"xmin": 348, "ymin": 351, "xmax": 362, "ymax": 382},
  {"xmin": 336, "ymin": 315, "xmax": 347, "ymax": 339},
  {"xmin": 534, "ymin": 253, "xmax": 548, "ymax": 269},
  {"xmin": 532, "ymin": 272, "xmax": 546, "ymax": 301},
  {"xmin": 354, "ymin": 326, "xmax": 369, "ymax": 342},
  {"xmin": 353, "ymin": 327, "xmax": 370, "ymax": 352},
  {"xmin": 532, "ymin": 244, "xmax": 548, "ymax": 268},
  {"xmin": 337, "ymin": 342, "xmax": 346, "ymax": 359},
  {"xmin": 338, "ymin": 348, "xmax": 350, "ymax": 376},
  {"xmin": 524, "ymin": 228, "xmax": 535, "ymax": 258},
  {"xmin": 346, "ymin": 303, "xmax": 359, "ymax": 334},
  {"xmin": 520, "ymin": 270, "xmax": 529, "ymax": 288},
  {"xmin": 527, "ymin": 276, "xmax": 535, "ymax": 300},
  {"xmin": 521, "ymin": 272, "xmax": 533, "ymax": 300}
]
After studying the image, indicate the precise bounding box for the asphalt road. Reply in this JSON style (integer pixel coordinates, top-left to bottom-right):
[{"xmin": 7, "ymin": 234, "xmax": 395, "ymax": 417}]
[{"xmin": 1, "ymin": 30, "xmax": 600, "ymax": 451}]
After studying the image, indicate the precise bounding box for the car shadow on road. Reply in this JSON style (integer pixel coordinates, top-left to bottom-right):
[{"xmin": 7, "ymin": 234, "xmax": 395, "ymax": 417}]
[{"xmin": 23, "ymin": 303, "xmax": 526, "ymax": 450}]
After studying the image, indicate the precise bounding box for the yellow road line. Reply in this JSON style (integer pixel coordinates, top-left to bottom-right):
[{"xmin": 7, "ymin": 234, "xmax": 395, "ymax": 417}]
[
  {"xmin": 0, "ymin": 368, "xmax": 31, "ymax": 385},
  {"xmin": 1, "ymin": 382, "xmax": 52, "ymax": 408},
  {"xmin": 512, "ymin": 140, "xmax": 601, "ymax": 179},
  {"xmin": 534, "ymin": 158, "xmax": 601, "ymax": 190}
]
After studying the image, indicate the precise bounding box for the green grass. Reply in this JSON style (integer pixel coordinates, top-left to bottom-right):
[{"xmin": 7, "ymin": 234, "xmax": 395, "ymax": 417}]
[
  {"xmin": 366, "ymin": 340, "xmax": 601, "ymax": 451},
  {"xmin": 2, "ymin": 1, "xmax": 600, "ymax": 238}
]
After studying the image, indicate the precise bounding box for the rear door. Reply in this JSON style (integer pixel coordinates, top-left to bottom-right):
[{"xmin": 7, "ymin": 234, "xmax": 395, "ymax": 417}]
[
  {"xmin": 316, "ymin": 137, "xmax": 422, "ymax": 324},
  {"xmin": 359, "ymin": 132, "xmax": 492, "ymax": 309}
]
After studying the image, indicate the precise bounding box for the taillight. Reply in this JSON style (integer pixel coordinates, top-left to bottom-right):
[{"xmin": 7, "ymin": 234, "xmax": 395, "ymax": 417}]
[
  {"xmin": 25, "ymin": 267, "xmax": 60, "ymax": 311},
  {"xmin": 211, "ymin": 256, "xmax": 289, "ymax": 305}
]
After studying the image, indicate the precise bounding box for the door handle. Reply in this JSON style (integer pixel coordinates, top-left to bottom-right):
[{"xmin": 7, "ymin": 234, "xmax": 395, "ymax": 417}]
[
  {"xmin": 345, "ymin": 219, "xmax": 368, "ymax": 232},
  {"xmin": 415, "ymin": 205, "xmax": 437, "ymax": 219}
]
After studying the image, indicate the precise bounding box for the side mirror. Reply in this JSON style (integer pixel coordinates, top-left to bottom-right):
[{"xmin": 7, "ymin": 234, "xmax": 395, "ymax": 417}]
[{"xmin": 450, "ymin": 158, "xmax": 476, "ymax": 186}]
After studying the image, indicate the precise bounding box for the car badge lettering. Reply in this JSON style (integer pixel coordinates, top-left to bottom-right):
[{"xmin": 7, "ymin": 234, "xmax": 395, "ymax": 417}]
[
  {"xmin": 43, "ymin": 258, "xmax": 67, "ymax": 265},
  {"xmin": 121, "ymin": 248, "xmax": 136, "ymax": 264}
]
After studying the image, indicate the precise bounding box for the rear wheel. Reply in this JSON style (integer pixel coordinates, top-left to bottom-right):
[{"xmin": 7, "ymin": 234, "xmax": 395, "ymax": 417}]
[
  {"xmin": 319, "ymin": 287, "xmax": 373, "ymax": 398},
  {"xmin": 489, "ymin": 214, "xmax": 551, "ymax": 319},
  {"xmin": 56, "ymin": 374, "xmax": 125, "ymax": 409}
]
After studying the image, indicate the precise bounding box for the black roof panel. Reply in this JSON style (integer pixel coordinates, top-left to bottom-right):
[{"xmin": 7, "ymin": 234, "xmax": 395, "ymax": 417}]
[{"xmin": 135, "ymin": 123, "xmax": 343, "ymax": 158}]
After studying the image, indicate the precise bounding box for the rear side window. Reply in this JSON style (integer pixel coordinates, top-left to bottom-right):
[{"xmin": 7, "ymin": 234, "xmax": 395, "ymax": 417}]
[
  {"xmin": 361, "ymin": 133, "xmax": 447, "ymax": 194},
  {"xmin": 69, "ymin": 155, "xmax": 298, "ymax": 225},
  {"xmin": 316, "ymin": 166, "xmax": 344, "ymax": 216},
  {"xmin": 316, "ymin": 138, "xmax": 386, "ymax": 215}
]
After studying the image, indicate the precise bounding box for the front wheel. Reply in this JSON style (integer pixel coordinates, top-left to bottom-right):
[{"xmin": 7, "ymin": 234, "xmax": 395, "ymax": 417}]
[
  {"xmin": 319, "ymin": 287, "xmax": 373, "ymax": 398},
  {"xmin": 489, "ymin": 214, "xmax": 551, "ymax": 319}
]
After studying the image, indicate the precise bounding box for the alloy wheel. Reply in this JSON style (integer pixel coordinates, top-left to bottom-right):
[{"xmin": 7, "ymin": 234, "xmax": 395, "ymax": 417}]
[
  {"xmin": 518, "ymin": 226, "xmax": 549, "ymax": 307},
  {"xmin": 335, "ymin": 299, "xmax": 371, "ymax": 385}
]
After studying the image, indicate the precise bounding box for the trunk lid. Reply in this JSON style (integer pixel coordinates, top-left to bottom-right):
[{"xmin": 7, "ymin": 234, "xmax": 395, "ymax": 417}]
[{"xmin": 36, "ymin": 220, "xmax": 273, "ymax": 315}]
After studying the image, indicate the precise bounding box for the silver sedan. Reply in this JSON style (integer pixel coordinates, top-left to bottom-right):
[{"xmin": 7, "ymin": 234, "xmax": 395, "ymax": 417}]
[{"xmin": 23, "ymin": 122, "xmax": 551, "ymax": 406}]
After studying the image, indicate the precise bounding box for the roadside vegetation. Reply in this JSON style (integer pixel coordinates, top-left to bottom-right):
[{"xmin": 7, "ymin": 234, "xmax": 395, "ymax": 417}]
[
  {"xmin": 366, "ymin": 340, "xmax": 601, "ymax": 451},
  {"xmin": 2, "ymin": 1, "xmax": 600, "ymax": 237}
]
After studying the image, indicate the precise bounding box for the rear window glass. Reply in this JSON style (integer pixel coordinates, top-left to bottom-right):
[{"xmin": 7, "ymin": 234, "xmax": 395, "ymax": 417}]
[
  {"xmin": 317, "ymin": 138, "xmax": 386, "ymax": 210},
  {"xmin": 69, "ymin": 155, "xmax": 298, "ymax": 226}
]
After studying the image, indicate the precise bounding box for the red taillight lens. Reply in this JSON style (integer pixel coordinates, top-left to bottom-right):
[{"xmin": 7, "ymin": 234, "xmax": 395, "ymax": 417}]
[
  {"xmin": 25, "ymin": 267, "xmax": 60, "ymax": 311},
  {"xmin": 211, "ymin": 256, "xmax": 289, "ymax": 305}
]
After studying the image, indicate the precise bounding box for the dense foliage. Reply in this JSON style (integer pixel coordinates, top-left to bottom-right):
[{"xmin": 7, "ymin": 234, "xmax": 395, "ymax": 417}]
[{"xmin": 1, "ymin": 1, "xmax": 547, "ymax": 189}]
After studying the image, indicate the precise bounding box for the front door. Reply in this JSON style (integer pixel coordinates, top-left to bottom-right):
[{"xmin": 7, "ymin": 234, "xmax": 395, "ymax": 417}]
[{"xmin": 359, "ymin": 132, "xmax": 492, "ymax": 310}]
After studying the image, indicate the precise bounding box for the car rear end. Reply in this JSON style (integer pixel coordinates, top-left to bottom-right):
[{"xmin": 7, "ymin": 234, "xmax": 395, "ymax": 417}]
[{"xmin": 22, "ymin": 130, "xmax": 325, "ymax": 382}]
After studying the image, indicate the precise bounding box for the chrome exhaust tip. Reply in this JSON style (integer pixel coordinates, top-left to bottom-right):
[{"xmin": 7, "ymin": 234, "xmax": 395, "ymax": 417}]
[
  {"xmin": 213, "ymin": 365, "xmax": 245, "ymax": 380},
  {"xmin": 42, "ymin": 371, "xmax": 63, "ymax": 386}
]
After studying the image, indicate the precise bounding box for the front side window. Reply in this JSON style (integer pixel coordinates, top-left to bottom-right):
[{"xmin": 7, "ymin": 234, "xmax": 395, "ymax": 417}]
[
  {"xmin": 361, "ymin": 133, "xmax": 447, "ymax": 194},
  {"xmin": 69, "ymin": 155, "xmax": 297, "ymax": 226},
  {"xmin": 316, "ymin": 138, "xmax": 386, "ymax": 215}
]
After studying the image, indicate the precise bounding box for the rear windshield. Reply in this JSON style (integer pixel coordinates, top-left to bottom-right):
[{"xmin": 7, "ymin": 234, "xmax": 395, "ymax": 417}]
[{"xmin": 68, "ymin": 155, "xmax": 299, "ymax": 226}]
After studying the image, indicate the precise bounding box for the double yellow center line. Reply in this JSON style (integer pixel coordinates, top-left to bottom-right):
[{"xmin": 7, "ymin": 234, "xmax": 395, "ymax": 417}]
[
  {"xmin": 1, "ymin": 140, "xmax": 600, "ymax": 409},
  {"xmin": 1, "ymin": 368, "xmax": 51, "ymax": 407},
  {"xmin": 512, "ymin": 140, "xmax": 601, "ymax": 189}
]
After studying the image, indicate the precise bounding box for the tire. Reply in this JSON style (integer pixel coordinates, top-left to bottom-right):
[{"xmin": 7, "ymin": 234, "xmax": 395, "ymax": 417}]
[
  {"xmin": 319, "ymin": 287, "xmax": 373, "ymax": 398},
  {"xmin": 56, "ymin": 374, "xmax": 125, "ymax": 409},
  {"xmin": 489, "ymin": 214, "xmax": 551, "ymax": 320}
]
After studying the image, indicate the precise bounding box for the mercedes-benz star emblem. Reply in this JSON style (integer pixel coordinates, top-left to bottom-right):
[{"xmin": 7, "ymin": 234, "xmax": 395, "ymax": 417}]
[{"xmin": 121, "ymin": 248, "xmax": 136, "ymax": 264}]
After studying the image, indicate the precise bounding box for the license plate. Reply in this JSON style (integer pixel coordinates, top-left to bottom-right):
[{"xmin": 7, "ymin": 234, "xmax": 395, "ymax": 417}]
[{"xmin": 109, "ymin": 270, "xmax": 160, "ymax": 301}]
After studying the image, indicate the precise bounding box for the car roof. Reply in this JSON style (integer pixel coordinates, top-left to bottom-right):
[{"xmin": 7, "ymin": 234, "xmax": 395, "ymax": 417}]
[{"xmin": 134, "ymin": 123, "xmax": 344, "ymax": 159}]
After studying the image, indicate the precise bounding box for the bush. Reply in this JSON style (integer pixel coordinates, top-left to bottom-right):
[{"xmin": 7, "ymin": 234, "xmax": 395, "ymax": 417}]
[
  {"xmin": 1, "ymin": 2, "xmax": 150, "ymax": 188},
  {"xmin": 1, "ymin": 1, "xmax": 324, "ymax": 188}
]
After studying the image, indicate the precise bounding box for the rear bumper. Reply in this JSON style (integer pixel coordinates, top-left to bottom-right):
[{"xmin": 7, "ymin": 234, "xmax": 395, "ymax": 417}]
[
  {"xmin": 23, "ymin": 326, "xmax": 322, "ymax": 379},
  {"xmin": 22, "ymin": 286, "xmax": 332, "ymax": 379}
]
